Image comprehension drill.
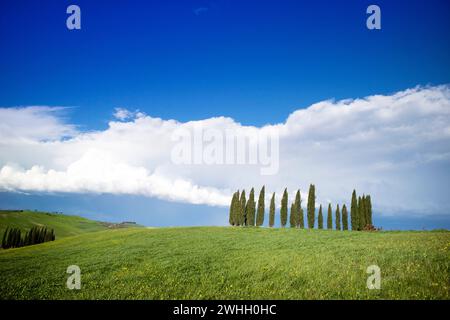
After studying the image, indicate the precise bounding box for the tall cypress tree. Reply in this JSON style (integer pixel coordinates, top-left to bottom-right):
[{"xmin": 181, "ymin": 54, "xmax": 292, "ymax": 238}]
[
  {"xmin": 327, "ymin": 203, "xmax": 332, "ymax": 230},
  {"xmin": 256, "ymin": 186, "xmax": 265, "ymax": 227},
  {"xmin": 342, "ymin": 204, "xmax": 348, "ymax": 230},
  {"xmin": 269, "ymin": 192, "xmax": 275, "ymax": 227},
  {"xmin": 367, "ymin": 195, "xmax": 373, "ymax": 226},
  {"xmin": 335, "ymin": 204, "xmax": 341, "ymax": 230},
  {"xmin": 246, "ymin": 188, "xmax": 256, "ymax": 226},
  {"xmin": 350, "ymin": 190, "xmax": 358, "ymax": 231},
  {"xmin": 235, "ymin": 190, "xmax": 241, "ymax": 226},
  {"xmin": 294, "ymin": 190, "xmax": 301, "ymax": 228},
  {"xmin": 358, "ymin": 196, "xmax": 365, "ymax": 230},
  {"xmin": 307, "ymin": 184, "xmax": 315, "ymax": 229},
  {"xmin": 239, "ymin": 190, "xmax": 246, "ymax": 226},
  {"xmin": 229, "ymin": 192, "xmax": 237, "ymax": 226},
  {"xmin": 299, "ymin": 207, "xmax": 305, "ymax": 229},
  {"xmin": 318, "ymin": 204, "xmax": 323, "ymax": 229},
  {"xmin": 280, "ymin": 188, "xmax": 288, "ymax": 227},
  {"xmin": 290, "ymin": 202, "xmax": 296, "ymax": 227}
]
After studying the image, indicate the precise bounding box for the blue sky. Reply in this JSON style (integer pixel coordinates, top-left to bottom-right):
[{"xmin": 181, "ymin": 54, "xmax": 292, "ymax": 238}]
[
  {"xmin": 1, "ymin": 0, "xmax": 450, "ymax": 229},
  {"xmin": 1, "ymin": 0, "xmax": 449, "ymax": 126}
]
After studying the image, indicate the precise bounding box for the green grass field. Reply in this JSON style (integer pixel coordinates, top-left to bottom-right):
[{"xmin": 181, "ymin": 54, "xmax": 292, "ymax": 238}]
[
  {"xmin": 0, "ymin": 210, "xmax": 136, "ymax": 239},
  {"xmin": 0, "ymin": 212, "xmax": 449, "ymax": 300}
]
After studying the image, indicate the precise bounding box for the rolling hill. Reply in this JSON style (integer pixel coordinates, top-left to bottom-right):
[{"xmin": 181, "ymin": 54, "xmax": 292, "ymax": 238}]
[
  {"xmin": 0, "ymin": 221, "xmax": 448, "ymax": 299},
  {"xmin": 0, "ymin": 210, "xmax": 138, "ymax": 239}
]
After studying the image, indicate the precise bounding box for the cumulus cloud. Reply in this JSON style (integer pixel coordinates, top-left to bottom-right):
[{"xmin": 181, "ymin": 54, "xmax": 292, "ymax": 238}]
[
  {"xmin": 1, "ymin": 85, "xmax": 450, "ymax": 216},
  {"xmin": 0, "ymin": 106, "xmax": 77, "ymax": 142}
]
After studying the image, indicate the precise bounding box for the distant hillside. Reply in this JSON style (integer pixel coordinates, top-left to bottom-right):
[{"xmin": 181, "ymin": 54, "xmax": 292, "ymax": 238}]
[{"xmin": 0, "ymin": 210, "xmax": 140, "ymax": 240}]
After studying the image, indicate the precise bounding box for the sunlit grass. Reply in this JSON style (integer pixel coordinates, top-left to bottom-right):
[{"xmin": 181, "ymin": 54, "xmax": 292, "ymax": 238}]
[{"xmin": 0, "ymin": 226, "xmax": 448, "ymax": 299}]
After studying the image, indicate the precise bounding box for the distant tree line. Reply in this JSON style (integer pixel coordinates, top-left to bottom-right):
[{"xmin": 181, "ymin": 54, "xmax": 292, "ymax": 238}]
[
  {"xmin": 229, "ymin": 185, "xmax": 374, "ymax": 231},
  {"xmin": 1, "ymin": 226, "xmax": 55, "ymax": 249}
]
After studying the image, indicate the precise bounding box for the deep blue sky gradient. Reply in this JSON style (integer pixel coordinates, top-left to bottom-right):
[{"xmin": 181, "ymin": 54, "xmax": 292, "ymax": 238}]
[
  {"xmin": 1, "ymin": 0, "xmax": 449, "ymax": 127},
  {"xmin": 0, "ymin": 0, "xmax": 449, "ymax": 228}
]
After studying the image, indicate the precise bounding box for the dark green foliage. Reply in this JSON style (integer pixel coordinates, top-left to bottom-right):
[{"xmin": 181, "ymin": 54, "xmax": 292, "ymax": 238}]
[
  {"xmin": 246, "ymin": 188, "xmax": 256, "ymax": 226},
  {"xmin": 1, "ymin": 226, "xmax": 55, "ymax": 249},
  {"xmin": 307, "ymin": 184, "xmax": 315, "ymax": 229},
  {"xmin": 366, "ymin": 195, "xmax": 373, "ymax": 226},
  {"xmin": 229, "ymin": 192, "xmax": 237, "ymax": 226},
  {"xmin": 256, "ymin": 186, "xmax": 265, "ymax": 227},
  {"xmin": 290, "ymin": 202, "xmax": 296, "ymax": 227},
  {"xmin": 358, "ymin": 196, "xmax": 365, "ymax": 230},
  {"xmin": 280, "ymin": 188, "xmax": 288, "ymax": 227},
  {"xmin": 327, "ymin": 204, "xmax": 332, "ymax": 230},
  {"xmin": 269, "ymin": 193, "xmax": 275, "ymax": 227},
  {"xmin": 335, "ymin": 204, "xmax": 341, "ymax": 230},
  {"xmin": 350, "ymin": 190, "xmax": 358, "ymax": 231},
  {"xmin": 318, "ymin": 205, "xmax": 323, "ymax": 229},
  {"xmin": 1, "ymin": 227, "xmax": 8, "ymax": 248},
  {"xmin": 342, "ymin": 204, "xmax": 349, "ymax": 230},
  {"xmin": 299, "ymin": 207, "xmax": 305, "ymax": 229},
  {"xmin": 239, "ymin": 190, "xmax": 246, "ymax": 226},
  {"xmin": 294, "ymin": 190, "xmax": 302, "ymax": 228},
  {"xmin": 358, "ymin": 194, "xmax": 373, "ymax": 230},
  {"xmin": 235, "ymin": 191, "xmax": 241, "ymax": 226}
]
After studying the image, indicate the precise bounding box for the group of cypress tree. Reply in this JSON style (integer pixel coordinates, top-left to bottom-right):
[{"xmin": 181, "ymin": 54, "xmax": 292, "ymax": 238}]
[
  {"xmin": 229, "ymin": 185, "xmax": 373, "ymax": 231},
  {"xmin": 1, "ymin": 226, "xmax": 55, "ymax": 249},
  {"xmin": 229, "ymin": 186, "xmax": 267, "ymax": 227},
  {"xmin": 350, "ymin": 190, "xmax": 373, "ymax": 230}
]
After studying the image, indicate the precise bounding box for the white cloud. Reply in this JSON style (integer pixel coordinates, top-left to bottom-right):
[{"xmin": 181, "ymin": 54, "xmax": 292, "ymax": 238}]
[
  {"xmin": 1, "ymin": 85, "xmax": 450, "ymax": 216},
  {"xmin": 0, "ymin": 106, "xmax": 77, "ymax": 142},
  {"xmin": 113, "ymin": 107, "xmax": 145, "ymax": 121}
]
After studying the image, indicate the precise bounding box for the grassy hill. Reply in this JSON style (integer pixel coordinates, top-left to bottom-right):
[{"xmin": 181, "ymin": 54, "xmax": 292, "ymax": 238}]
[
  {"xmin": 0, "ymin": 226, "xmax": 448, "ymax": 299},
  {"xmin": 0, "ymin": 210, "xmax": 138, "ymax": 239}
]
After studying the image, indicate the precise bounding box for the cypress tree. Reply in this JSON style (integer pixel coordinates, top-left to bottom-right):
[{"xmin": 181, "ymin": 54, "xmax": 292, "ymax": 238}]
[
  {"xmin": 294, "ymin": 190, "xmax": 301, "ymax": 228},
  {"xmin": 24, "ymin": 230, "xmax": 30, "ymax": 246},
  {"xmin": 12, "ymin": 228, "xmax": 21, "ymax": 248},
  {"xmin": 280, "ymin": 188, "xmax": 288, "ymax": 227},
  {"xmin": 235, "ymin": 190, "xmax": 241, "ymax": 226},
  {"xmin": 234, "ymin": 190, "xmax": 240, "ymax": 226},
  {"xmin": 6, "ymin": 228, "xmax": 12, "ymax": 248},
  {"xmin": 364, "ymin": 195, "xmax": 369, "ymax": 229},
  {"xmin": 299, "ymin": 207, "xmax": 305, "ymax": 229},
  {"xmin": 256, "ymin": 186, "xmax": 265, "ymax": 227},
  {"xmin": 31, "ymin": 226, "xmax": 37, "ymax": 244},
  {"xmin": 307, "ymin": 184, "xmax": 315, "ymax": 229},
  {"xmin": 290, "ymin": 202, "xmax": 296, "ymax": 227},
  {"xmin": 239, "ymin": 190, "xmax": 246, "ymax": 226},
  {"xmin": 2, "ymin": 227, "xmax": 8, "ymax": 248},
  {"xmin": 327, "ymin": 203, "xmax": 332, "ymax": 230},
  {"xmin": 269, "ymin": 192, "xmax": 275, "ymax": 227},
  {"xmin": 342, "ymin": 204, "xmax": 349, "ymax": 230},
  {"xmin": 358, "ymin": 196, "xmax": 365, "ymax": 230},
  {"xmin": 11, "ymin": 228, "xmax": 17, "ymax": 247},
  {"xmin": 246, "ymin": 188, "xmax": 256, "ymax": 226},
  {"xmin": 367, "ymin": 195, "xmax": 373, "ymax": 226},
  {"xmin": 350, "ymin": 190, "xmax": 358, "ymax": 231},
  {"xmin": 318, "ymin": 205, "xmax": 323, "ymax": 229},
  {"xmin": 229, "ymin": 192, "xmax": 237, "ymax": 226},
  {"xmin": 335, "ymin": 204, "xmax": 341, "ymax": 230},
  {"xmin": 13, "ymin": 228, "xmax": 19, "ymax": 247}
]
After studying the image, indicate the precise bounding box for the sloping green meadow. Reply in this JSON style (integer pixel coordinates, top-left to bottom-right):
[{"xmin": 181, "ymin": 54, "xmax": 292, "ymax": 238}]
[
  {"xmin": 0, "ymin": 226, "xmax": 448, "ymax": 299},
  {"xmin": 0, "ymin": 210, "xmax": 111, "ymax": 239}
]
